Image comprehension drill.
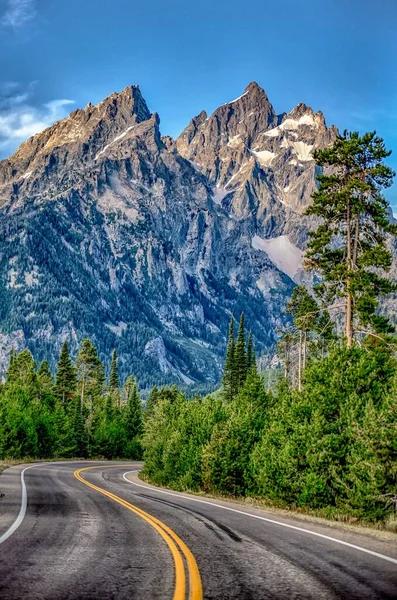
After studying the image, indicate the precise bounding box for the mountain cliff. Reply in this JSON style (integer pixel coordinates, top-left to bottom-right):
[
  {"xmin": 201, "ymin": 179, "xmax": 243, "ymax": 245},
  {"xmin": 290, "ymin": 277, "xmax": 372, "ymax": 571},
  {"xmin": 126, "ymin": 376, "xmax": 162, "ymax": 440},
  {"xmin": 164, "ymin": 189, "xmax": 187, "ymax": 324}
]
[{"xmin": 0, "ymin": 82, "xmax": 339, "ymax": 388}]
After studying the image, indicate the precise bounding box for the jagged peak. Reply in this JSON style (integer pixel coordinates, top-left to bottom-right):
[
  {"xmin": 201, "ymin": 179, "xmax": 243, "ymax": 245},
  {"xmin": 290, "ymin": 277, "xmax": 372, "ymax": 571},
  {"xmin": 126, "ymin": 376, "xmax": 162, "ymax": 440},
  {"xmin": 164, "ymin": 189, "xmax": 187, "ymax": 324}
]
[
  {"xmin": 5, "ymin": 84, "xmax": 153, "ymax": 168},
  {"xmin": 245, "ymin": 81, "xmax": 261, "ymax": 92}
]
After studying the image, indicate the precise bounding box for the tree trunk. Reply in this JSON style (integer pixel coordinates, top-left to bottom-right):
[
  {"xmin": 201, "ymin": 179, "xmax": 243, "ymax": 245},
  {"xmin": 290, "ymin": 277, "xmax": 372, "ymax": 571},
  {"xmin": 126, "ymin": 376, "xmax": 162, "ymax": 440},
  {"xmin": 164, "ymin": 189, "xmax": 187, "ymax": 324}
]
[
  {"xmin": 346, "ymin": 201, "xmax": 353, "ymax": 348},
  {"xmin": 80, "ymin": 377, "xmax": 85, "ymax": 413},
  {"xmin": 298, "ymin": 331, "xmax": 302, "ymax": 391},
  {"xmin": 303, "ymin": 330, "xmax": 307, "ymax": 370}
]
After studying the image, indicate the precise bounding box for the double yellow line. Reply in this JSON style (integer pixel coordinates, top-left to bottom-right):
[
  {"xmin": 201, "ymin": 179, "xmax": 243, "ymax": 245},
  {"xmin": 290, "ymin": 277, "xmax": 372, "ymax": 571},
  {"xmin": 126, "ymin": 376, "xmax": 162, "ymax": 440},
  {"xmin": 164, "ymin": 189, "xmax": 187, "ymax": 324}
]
[{"xmin": 74, "ymin": 466, "xmax": 202, "ymax": 600}]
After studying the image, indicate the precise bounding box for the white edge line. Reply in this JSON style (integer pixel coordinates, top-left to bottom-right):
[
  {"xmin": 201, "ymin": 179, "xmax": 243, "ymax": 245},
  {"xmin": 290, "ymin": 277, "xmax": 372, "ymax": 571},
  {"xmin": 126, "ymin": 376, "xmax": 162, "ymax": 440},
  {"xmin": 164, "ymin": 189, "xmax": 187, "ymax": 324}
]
[
  {"xmin": 122, "ymin": 471, "xmax": 397, "ymax": 566},
  {"xmin": 0, "ymin": 464, "xmax": 37, "ymax": 545}
]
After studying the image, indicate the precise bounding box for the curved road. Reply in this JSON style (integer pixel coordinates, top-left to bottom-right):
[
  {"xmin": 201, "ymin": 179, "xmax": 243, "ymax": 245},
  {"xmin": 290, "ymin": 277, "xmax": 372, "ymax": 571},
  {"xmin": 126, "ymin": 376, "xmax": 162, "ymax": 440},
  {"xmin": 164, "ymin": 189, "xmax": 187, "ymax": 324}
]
[{"xmin": 0, "ymin": 461, "xmax": 396, "ymax": 599}]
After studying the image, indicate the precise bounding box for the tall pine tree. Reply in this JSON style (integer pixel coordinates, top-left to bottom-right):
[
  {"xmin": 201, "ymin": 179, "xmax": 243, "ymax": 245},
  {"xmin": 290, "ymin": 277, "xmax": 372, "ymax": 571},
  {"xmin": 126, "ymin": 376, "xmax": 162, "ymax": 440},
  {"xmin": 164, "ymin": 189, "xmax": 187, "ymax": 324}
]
[
  {"xmin": 246, "ymin": 331, "xmax": 257, "ymax": 373},
  {"xmin": 75, "ymin": 339, "xmax": 105, "ymax": 414},
  {"xmin": 306, "ymin": 131, "xmax": 396, "ymax": 347},
  {"xmin": 55, "ymin": 341, "xmax": 76, "ymax": 409},
  {"xmin": 124, "ymin": 380, "xmax": 142, "ymax": 437},
  {"xmin": 109, "ymin": 349, "xmax": 119, "ymax": 391},
  {"xmin": 235, "ymin": 312, "xmax": 248, "ymax": 390},
  {"xmin": 223, "ymin": 317, "xmax": 236, "ymax": 401}
]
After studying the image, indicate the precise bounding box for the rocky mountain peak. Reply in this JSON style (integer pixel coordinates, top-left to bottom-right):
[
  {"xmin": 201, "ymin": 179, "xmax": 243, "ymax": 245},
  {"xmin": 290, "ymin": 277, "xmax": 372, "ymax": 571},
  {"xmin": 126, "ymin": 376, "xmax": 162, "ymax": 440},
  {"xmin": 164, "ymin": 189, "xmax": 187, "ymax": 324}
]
[
  {"xmin": 0, "ymin": 85, "xmax": 154, "ymax": 195},
  {"xmin": 176, "ymin": 82, "xmax": 278, "ymax": 183},
  {"xmin": 0, "ymin": 81, "xmax": 347, "ymax": 388}
]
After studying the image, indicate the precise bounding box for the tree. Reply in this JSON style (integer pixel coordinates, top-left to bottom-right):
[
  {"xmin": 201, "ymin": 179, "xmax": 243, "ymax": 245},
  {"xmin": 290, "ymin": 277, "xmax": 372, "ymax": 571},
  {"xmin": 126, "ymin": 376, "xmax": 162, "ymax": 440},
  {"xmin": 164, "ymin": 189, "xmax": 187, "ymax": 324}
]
[
  {"xmin": 75, "ymin": 339, "xmax": 105, "ymax": 413},
  {"xmin": 286, "ymin": 285, "xmax": 319, "ymax": 389},
  {"xmin": 124, "ymin": 380, "xmax": 143, "ymax": 439},
  {"xmin": 305, "ymin": 131, "xmax": 396, "ymax": 348},
  {"xmin": 109, "ymin": 349, "xmax": 119, "ymax": 392},
  {"xmin": 145, "ymin": 385, "xmax": 159, "ymax": 416},
  {"xmin": 37, "ymin": 360, "xmax": 54, "ymax": 397},
  {"xmin": 6, "ymin": 349, "xmax": 37, "ymax": 389},
  {"xmin": 55, "ymin": 341, "xmax": 76, "ymax": 408},
  {"xmin": 223, "ymin": 317, "xmax": 236, "ymax": 401},
  {"xmin": 235, "ymin": 313, "xmax": 248, "ymax": 391},
  {"xmin": 124, "ymin": 379, "xmax": 143, "ymax": 458},
  {"xmin": 246, "ymin": 331, "xmax": 257, "ymax": 373}
]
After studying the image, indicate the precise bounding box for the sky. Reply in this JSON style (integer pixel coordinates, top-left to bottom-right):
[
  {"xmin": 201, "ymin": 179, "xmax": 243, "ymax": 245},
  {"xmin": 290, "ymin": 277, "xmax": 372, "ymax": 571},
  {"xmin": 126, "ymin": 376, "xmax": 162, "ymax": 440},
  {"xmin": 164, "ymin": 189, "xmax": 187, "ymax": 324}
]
[{"xmin": 1, "ymin": 0, "xmax": 396, "ymax": 209}]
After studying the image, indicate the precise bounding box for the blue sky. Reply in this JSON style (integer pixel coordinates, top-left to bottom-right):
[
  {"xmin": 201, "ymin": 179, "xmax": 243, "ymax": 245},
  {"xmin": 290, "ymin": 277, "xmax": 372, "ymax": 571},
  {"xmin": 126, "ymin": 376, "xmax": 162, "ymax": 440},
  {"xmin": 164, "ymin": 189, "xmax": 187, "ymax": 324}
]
[{"xmin": 1, "ymin": 0, "xmax": 396, "ymax": 209}]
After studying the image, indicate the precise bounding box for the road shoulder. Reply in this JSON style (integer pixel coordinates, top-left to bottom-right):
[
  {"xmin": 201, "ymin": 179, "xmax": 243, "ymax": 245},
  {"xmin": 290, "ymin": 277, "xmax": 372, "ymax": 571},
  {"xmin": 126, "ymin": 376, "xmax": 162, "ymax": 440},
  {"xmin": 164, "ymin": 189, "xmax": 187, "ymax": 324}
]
[{"xmin": 123, "ymin": 470, "xmax": 397, "ymax": 561}]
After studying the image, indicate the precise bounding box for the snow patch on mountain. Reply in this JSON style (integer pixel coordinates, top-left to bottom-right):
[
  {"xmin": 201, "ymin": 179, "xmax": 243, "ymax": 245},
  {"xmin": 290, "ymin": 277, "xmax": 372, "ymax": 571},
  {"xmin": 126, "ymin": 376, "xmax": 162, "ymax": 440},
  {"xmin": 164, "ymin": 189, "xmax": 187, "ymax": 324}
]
[
  {"xmin": 212, "ymin": 187, "xmax": 229, "ymax": 205},
  {"xmin": 280, "ymin": 114, "xmax": 316, "ymax": 130},
  {"xmin": 252, "ymin": 235, "xmax": 303, "ymax": 281},
  {"xmin": 291, "ymin": 141, "xmax": 313, "ymax": 161},
  {"xmin": 221, "ymin": 91, "xmax": 248, "ymax": 106},
  {"xmin": 252, "ymin": 150, "xmax": 276, "ymax": 166},
  {"xmin": 95, "ymin": 126, "xmax": 135, "ymax": 160}
]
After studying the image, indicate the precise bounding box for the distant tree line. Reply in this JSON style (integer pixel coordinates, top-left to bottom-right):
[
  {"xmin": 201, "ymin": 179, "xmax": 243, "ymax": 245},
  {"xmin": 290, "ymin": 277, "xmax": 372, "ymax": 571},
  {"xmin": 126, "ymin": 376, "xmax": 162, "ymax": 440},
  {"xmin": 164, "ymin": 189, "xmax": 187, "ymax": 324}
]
[{"xmin": 0, "ymin": 341, "xmax": 143, "ymax": 459}]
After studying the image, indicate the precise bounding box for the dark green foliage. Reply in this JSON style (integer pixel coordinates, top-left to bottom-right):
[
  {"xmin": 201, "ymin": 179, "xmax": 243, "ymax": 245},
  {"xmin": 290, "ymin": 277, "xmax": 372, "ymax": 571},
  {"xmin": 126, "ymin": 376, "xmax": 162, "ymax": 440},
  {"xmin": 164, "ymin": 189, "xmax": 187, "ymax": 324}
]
[
  {"xmin": 55, "ymin": 341, "xmax": 76, "ymax": 408},
  {"xmin": 109, "ymin": 349, "xmax": 119, "ymax": 391},
  {"xmin": 305, "ymin": 131, "xmax": 396, "ymax": 345},
  {"xmin": 222, "ymin": 317, "xmax": 236, "ymax": 401},
  {"xmin": 123, "ymin": 379, "xmax": 143, "ymax": 458},
  {"xmin": 37, "ymin": 361, "xmax": 53, "ymax": 392},
  {"xmin": 246, "ymin": 331, "xmax": 256, "ymax": 372},
  {"xmin": 222, "ymin": 313, "xmax": 254, "ymax": 401},
  {"xmin": 0, "ymin": 340, "xmax": 142, "ymax": 461},
  {"xmin": 235, "ymin": 313, "xmax": 248, "ymax": 389},
  {"xmin": 143, "ymin": 343, "xmax": 397, "ymax": 523}
]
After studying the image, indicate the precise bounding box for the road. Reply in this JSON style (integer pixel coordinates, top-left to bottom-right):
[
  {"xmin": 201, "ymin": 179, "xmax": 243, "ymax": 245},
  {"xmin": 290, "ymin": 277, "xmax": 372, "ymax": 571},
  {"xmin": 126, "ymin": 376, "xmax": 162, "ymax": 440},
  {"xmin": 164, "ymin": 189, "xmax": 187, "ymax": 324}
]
[{"xmin": 0, "ymin": 461, "xmax": 396, "ymax": 599}]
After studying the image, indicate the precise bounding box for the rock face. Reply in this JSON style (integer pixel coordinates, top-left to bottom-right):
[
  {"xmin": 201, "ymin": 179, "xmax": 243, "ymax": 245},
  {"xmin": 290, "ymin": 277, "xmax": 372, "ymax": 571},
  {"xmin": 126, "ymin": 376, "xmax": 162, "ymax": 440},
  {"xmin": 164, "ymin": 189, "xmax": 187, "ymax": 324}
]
[{"xmin": 0, "ymin": 82, "xmax": 339, "ymax": 388}]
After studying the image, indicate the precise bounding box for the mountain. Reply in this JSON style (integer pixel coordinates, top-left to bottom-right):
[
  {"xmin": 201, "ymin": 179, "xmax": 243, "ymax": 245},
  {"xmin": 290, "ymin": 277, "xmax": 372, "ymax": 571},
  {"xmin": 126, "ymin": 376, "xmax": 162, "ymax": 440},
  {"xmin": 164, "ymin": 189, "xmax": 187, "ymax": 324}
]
[{"xmin": 0, "ymin": 82, "xmax": 338, "ymax": 388}]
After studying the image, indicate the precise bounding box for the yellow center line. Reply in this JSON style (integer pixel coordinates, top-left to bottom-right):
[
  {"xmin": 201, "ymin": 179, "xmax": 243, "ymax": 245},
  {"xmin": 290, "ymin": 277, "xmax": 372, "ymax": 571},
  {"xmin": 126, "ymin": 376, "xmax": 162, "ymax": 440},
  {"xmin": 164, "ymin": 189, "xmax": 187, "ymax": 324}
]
[{"xmin": 74, "ymin": 466, "xmax": 202, "ymax": 600}]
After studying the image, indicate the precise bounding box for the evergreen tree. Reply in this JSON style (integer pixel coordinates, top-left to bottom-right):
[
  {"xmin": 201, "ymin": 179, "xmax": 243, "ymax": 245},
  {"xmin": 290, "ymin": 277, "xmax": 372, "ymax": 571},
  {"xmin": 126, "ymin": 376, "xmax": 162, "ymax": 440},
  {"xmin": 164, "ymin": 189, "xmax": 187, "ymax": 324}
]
[
  {"xmin": 145, "ymin": 385, "xmax": 159, "ymax": 416},
  {"xmin": 55, "ymin": 341, "xmax": 76, "ymax": 408},
  {"xmin": 246, "ymin": 331, "xmax": 256, "ymax": 373},
  {"xmin": 223, "ymin": 317, "xmax": 236, "ymax": 401},
  {"xmin": 109, "ymin": 349, "xmax": 119, "ymax": 392},
  {"xmin": 75, "ymin": 339, "xmax": 105, "ymax": 413},
  {"xmin": 37, "ymin": 360, "xmax": 53, "ymax": 392},
  {"xmin": 124, "ymin": 379, "xmax": 143, "ymax": 458},
  {"xmin": 286, "ymin": 285, "xmax": 320, "ymax": 388},
  {"xmin": 235, "ymin": 312, "xmax": 248, "ymax": 391},
  {"xmin": 71, "ymin": 396, "xmax": 88, "ymax": 458},
  {"xmin": 6, "ymin": 349, "xmax": 37, "ymax": 389},
  {"xmin": 105, "ymin": 393, "xmax": 116, "ymax": 423},
  {"xmin": 124, "ymin": 380, "xmax": 143, "ymax": 439},
  {"xmin": 305, "ymin": 131, "xmax": 396, "ymax": 347}
]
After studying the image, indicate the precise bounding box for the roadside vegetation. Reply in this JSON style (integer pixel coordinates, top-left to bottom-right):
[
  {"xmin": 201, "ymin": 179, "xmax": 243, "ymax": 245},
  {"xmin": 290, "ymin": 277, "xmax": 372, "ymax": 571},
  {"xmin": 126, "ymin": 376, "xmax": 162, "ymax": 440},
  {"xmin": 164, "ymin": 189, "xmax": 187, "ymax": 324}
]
[
  {"xmin": 1, "ymin": 131, "xmax": 396, "ymax": 527},
  {"xmin": 0, "ymin": 342, "xmax": 143, "ymax": 460}
]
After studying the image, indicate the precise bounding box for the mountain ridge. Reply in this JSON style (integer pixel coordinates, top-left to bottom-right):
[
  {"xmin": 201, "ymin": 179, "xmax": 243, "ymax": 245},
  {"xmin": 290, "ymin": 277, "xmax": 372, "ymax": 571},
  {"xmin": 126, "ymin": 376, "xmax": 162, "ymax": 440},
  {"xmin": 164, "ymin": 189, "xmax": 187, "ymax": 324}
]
[{"xmin": 0, "ymin": 81, "xmax": 377, "ymax": 389}]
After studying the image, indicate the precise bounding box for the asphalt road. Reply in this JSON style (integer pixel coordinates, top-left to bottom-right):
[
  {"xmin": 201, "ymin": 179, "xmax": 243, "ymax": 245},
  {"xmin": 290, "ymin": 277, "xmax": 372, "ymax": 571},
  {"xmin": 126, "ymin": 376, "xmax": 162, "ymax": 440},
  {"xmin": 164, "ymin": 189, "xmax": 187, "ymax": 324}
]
[{"xmin": 0, "ymin": 461, "xmax": 396, "ymax": 599}]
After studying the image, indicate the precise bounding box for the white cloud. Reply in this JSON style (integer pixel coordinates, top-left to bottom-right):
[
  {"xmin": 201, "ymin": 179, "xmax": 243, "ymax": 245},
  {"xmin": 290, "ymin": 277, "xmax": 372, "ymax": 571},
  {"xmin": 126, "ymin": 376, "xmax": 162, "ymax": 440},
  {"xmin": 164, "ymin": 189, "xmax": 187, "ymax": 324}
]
[
  {"xmin": 1, "ymin": 0, "xmax": 36, "ymax": 28},
  {"xmin": 0, "ymin": 84, "xmax": 74, "ymax": 157}
]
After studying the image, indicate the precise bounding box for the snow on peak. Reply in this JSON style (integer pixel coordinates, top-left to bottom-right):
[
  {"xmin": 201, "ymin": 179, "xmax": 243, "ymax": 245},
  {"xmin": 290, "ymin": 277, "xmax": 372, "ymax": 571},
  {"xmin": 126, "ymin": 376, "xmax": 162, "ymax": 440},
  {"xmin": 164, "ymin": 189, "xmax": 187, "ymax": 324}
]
[
  {"xmin": 280, "ymin": 113, "xmax": 316, "ymax": 130},
  {"xmin": 221, "ymin": 91, "xmax": 248, "ymax": 107},
  {"xmin": 251, "ymin": 235, "xmax": 303, "ymax": 281},
  {"xmin": 95, "ymin": 126, "xmax": 135, "ymax": 161},
  {"xmin": 291, "ymin": 141, "xmax": 313, "ymax": 161},
  {"xmin": 264, "ymin": 113, "xmax": 317, "ymax": 138},
  {"xmin": 252, "ymin": 150, "xmax": 276, "ymax": 166}
]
